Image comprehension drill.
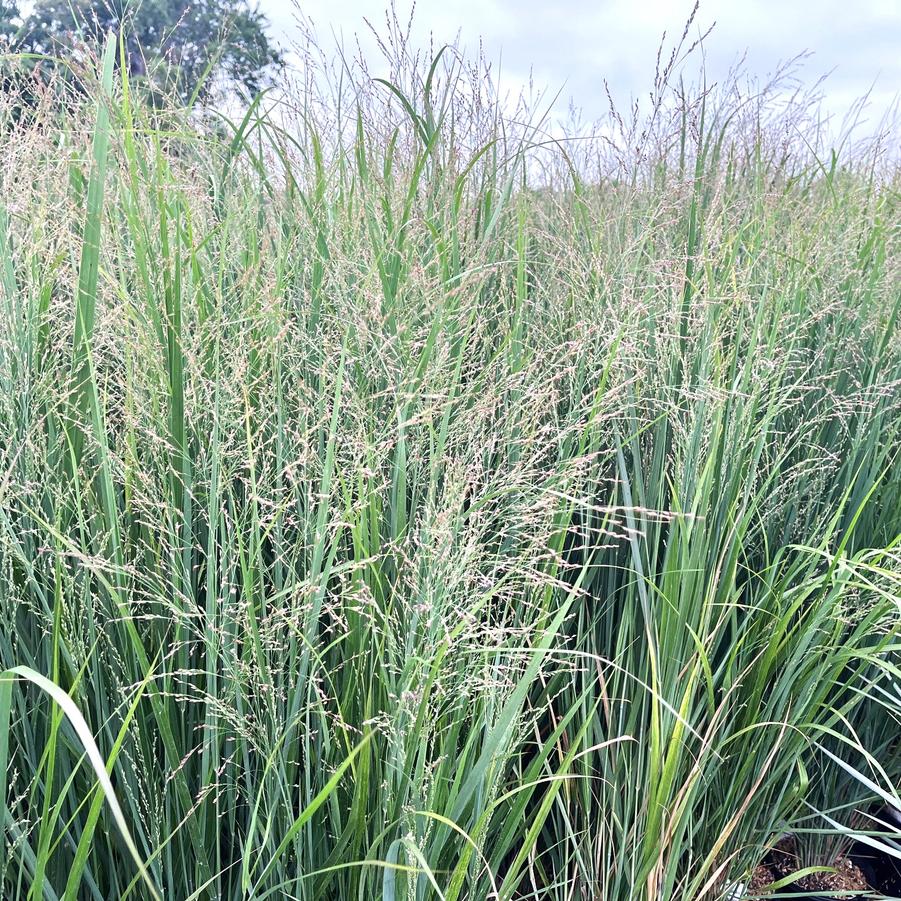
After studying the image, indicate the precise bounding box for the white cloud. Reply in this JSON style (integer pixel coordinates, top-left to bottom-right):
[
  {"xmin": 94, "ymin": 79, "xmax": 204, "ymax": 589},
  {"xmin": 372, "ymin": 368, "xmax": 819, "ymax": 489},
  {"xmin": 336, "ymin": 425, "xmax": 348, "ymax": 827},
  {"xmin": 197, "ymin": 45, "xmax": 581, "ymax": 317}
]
[{"xmin": 258, "ymin": 0, "xmax": 900, "ymax": 131}]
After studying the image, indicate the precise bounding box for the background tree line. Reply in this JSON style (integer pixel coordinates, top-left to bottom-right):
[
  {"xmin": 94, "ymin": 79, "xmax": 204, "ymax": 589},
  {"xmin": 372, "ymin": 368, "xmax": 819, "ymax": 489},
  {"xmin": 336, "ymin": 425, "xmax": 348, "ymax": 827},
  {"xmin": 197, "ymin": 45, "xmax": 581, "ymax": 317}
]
[{"xmin": 0, "ymin": 0, "xmax": 283, "ymax": 106}]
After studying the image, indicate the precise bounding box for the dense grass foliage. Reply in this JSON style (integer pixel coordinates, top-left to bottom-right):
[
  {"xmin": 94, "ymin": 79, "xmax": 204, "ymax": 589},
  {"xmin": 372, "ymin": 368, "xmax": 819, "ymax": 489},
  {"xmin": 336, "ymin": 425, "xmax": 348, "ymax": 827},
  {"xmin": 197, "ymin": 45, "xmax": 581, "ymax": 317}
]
[{"xmin": 1, "ymin": 32, "xmax": 899, "ymax": 901}]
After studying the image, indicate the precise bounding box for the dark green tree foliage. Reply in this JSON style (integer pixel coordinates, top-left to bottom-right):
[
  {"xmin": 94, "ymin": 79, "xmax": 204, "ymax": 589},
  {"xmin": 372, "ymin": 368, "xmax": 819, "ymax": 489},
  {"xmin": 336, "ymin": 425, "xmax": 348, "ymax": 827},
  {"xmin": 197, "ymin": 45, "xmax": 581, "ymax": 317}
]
[
  {"xmin": 1, "ymin": 0, "xmax": 282, "ymax": 103},
  {"xmin": 0, "ymin": 2, "xmax": 24, "ymax": 103},
  {"xmin": 0, "ymin": 0, "xmax": 20, "ymax": 49}
]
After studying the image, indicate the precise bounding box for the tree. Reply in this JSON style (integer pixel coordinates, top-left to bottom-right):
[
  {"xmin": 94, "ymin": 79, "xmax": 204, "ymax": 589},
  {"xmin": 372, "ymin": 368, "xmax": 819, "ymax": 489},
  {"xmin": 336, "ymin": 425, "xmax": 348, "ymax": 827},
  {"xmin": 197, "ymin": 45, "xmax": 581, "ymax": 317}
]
[
  {"xmin": 0, "ymin": 0, "xmax": 20, "ymax": 46},
  {"xmin": 1, "ymin": 0, "xmax": 283, "ymax": 104}
]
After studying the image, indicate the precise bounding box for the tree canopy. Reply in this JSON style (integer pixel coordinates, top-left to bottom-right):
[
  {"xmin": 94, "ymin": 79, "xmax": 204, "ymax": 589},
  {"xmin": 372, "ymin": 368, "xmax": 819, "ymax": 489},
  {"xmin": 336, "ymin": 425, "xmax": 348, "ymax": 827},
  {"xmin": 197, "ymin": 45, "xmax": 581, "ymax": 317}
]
[{"xmin": 1, "ymin": 0, "xmax": 283, "ymax": 104}]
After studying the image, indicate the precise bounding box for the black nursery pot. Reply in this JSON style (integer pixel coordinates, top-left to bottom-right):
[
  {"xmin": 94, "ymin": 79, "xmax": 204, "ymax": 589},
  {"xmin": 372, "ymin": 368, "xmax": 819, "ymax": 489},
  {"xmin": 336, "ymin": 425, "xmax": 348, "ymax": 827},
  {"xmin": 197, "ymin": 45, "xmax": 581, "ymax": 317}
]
[
  {"xmin": 774, "ymin": 895, "xmax": 867, "ymax": 901},
  {"xmin": 850, "ymin": 838, "xmax": 901, "ymax": 896},
  {"xmin": 772, "ymin": 889, "xmax": 867, "ymax": 901}
]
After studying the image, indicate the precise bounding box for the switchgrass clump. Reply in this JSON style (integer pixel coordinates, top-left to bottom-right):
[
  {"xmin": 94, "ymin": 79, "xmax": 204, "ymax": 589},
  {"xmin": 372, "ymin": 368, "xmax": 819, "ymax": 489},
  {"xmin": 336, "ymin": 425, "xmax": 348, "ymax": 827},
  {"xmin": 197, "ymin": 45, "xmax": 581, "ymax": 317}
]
[{"xmin": 0, "ymin": 21, "xmax": 899, "ymax": 901}]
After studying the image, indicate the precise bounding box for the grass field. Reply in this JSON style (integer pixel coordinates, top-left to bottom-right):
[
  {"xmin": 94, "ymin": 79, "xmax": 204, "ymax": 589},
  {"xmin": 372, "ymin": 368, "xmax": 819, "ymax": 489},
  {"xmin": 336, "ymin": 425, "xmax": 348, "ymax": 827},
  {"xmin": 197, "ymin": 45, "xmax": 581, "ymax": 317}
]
[{"xmin": 0, "ymin": 29, "xmax": 899, "ymax": 901}]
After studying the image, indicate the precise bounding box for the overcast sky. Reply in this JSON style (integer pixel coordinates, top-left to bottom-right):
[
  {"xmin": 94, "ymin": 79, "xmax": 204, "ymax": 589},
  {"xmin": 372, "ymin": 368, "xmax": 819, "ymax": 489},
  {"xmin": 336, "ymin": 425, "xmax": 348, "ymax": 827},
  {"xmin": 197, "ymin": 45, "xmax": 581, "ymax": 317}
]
[{"xmin": 257, "ymin": 0, "xmax": 900, "ymax": 135}]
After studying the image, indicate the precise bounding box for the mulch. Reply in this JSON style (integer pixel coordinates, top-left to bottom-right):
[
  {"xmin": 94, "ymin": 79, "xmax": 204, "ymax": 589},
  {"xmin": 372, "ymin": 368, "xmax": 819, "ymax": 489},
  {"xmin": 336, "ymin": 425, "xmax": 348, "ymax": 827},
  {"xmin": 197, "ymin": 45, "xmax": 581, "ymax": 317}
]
[{"xmin": 744, "ymin": 833, "xmax": 901, "ymax": 900}]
